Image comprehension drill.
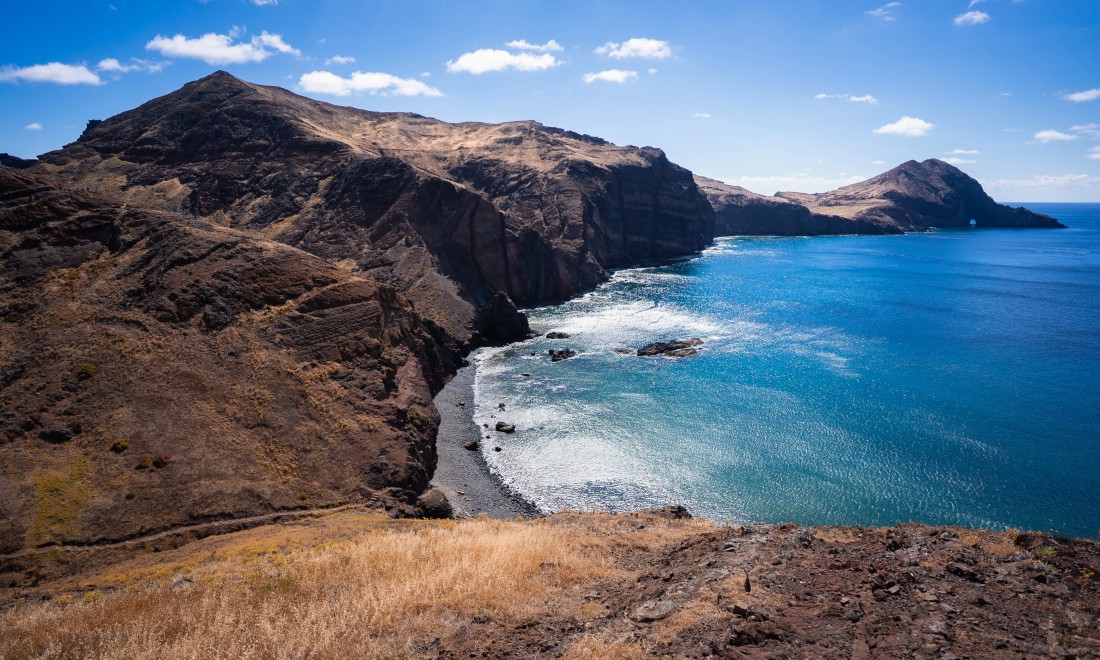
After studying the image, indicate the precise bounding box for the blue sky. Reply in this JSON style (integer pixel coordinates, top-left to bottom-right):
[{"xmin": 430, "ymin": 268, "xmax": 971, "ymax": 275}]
[{"xmin": 2, "ymin": 0, "xmax": 1099, "ymax": 201}]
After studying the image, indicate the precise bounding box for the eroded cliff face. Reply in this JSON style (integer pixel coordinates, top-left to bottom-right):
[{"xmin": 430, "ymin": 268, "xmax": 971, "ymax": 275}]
[
  {"xmin": 31, "ymin": 71, "xmax": 714, "ymax": 347},
  {"xmin": 0, "ymin": 168, "xmax": 455, "ymax": 554}
]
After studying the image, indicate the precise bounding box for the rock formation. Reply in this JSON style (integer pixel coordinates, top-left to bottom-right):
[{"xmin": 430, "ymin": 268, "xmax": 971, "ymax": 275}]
[
  {"xmin": 29, "ymin": 71, "xmax": 714, "ymax": 347},
  {"xmin": 697, "ymin": 160, "xmax": 1064, "ymax": 235},
  {"xmin": 696, "ymin": 176, "xmax": 896, "ymax": 236},
  {"xmin": 0, "ymin": 168, "xmax": 454, "ymax": 554}
]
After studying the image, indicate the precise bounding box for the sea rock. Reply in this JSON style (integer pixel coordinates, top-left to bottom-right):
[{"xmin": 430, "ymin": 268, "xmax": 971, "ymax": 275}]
[
  {"xmin": 545, "ymin": 331, "xmax": 571, "ymax": 339},
  {"xmin": 463, "ymin": 440, "xmax": 480, "ymax": 451},
  {"xmin": 549, "ymin": 349, "xmax": 577, "ymax": 362},
  {"xmin": 495, "ymin": 422, "xmax": 516, "ymax": 434},
  {"xmin": 637, "ymin": 338, "xmax": 704, "ymax": 357}
]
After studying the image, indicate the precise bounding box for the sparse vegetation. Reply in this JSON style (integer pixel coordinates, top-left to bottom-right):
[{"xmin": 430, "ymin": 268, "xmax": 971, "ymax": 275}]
[
  {"xmin": 1034, "ymin": 545, "xmax": 1057, "ymax": 558},
  {"xmin": 28, "ymin": 456, "xmax": 94, "ymax": 546},
  {"xmin": 110, "ymin": 438, "xmax": 129, "ymax": 453},
  {"xmin": 76, "ymin": 363, "xmax": 96, "ymax": 380},
  {"xmin": 134, "ymin": 455, "xmax": 154, "ymax": 470}
]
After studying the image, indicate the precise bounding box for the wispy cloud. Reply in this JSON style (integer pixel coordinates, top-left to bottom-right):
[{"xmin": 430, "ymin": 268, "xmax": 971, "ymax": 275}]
[
  {"xmin": 943, "ymin": 157, "xmax": 977, "ymax": 165},
  {"xmin": 582, "ymin": 69, "xmax": 638, "ymax": 84},
  {"xmin": 251, "ymin": 0, "xmax": 278, "ymax": 5},
  {"xmin": 968, "ymin": 0, "xmax": 986, "ymax": 6},
  {"xmin": 146, "ymin": 29, "xmax": 299, "ymax": 64},
  {"xmin": 873, "ymin": 116, "xmax": 934, "ymax": 136},
  {"xmin": 1033, "ymin": 129, "xmax": 1077, "ymax": 143},
  {"xmin": 865, "ymin": 2, "xmax": 902, "ymax": 21},
  {"xmin": 0, "ymin": 62, "xmax": 101, "ymax": 85},
  {"xmin": 595, "ymin": 38, "xmax": 671, "ymax": 59},
  {"xmin": 97, "ymin": 57, "xmax": 163, "ymax": 73},
  {"xmin": 954, "ymin": 10, "xmax": 992, "ymax": 26},
  {"xmin": 1063, "ymin": 88, "xmax": 1100, "ymax": 103},
  {"xmin": 692, "ymin": 112, "xmax": 711, "ymax": 119},
  {"xmin": 299, "ymin": 70, "xmax": 443, "ymax": 96},
  {"xmin": 446, "ymin": 49, "xmax": 559, "ymax": 74},
  {"xmin": 324, "ymin": 55, "xmax": 355, "ymax": 66},
  {"xmin": 1071, "ymin": 123, "xmax": 1100, "ymax": 138},
  {"xmin": 24, "ymin": 122, "xmax": 43, "ymax": 131},
  {"xmin": 984, "ymin": 174, "xmax": 1100, "ymax": 190},
  {"xmin": 948, "ymin": 149, "xmax": 980, "ymax": 155},
  {"xmin": 505, "ymin": 39, "xmax": 563, "ymax": 52},
  {"xmin": 1088, "ymin": 146, "xmax": 1100, "ymax": 161},
  {"xmin": 815, "ymin": 93, "xmax": 879, "ymax": 104}
]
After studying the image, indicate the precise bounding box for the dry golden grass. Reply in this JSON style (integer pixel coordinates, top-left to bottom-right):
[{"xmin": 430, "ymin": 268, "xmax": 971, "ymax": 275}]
[{"xmin": 1, "ymin": 514, "xmax": 634, "ymax": 660}]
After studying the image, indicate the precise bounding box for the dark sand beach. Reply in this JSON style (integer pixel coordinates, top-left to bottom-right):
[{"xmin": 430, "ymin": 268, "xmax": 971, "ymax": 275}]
[{"xmin": 429, "ymin": 354, "xmax": 542, "ymax": 519}]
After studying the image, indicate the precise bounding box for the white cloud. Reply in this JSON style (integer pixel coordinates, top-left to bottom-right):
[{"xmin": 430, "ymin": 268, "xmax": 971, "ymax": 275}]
[
  {"xmin": 1063, "ymin": 88, "xmax": 1100, "ymax": 103},
  {"xmin": 692, "ymin": 112, "xmax": 711, "ymax": 119},
  {"xmin": 865, "ymin": 2, "xmax": 902, "ymax": 21},
  {"xmin": 948, "ymin": 149, "xmax": 980, "ymax": 155},
  {"xmin": 583, "ymin": 69, "xmax": 638, "ymax": 84},
  {"xmin": 647, "ymin": 68, "xmax": 657, "ymax": 74},
  {"xmin": 730, "ymin": 173, "xmax": 866, "ymax": 195},
  {"xmin": 96, "ymin": 57, "xmax": 164, "ymax": 73},
  {"xmin": 446, "ymin": 49, "xmax": 558, "ymax": 74},
  {"xmin": 325, "ymin": 55, "xmax": 355, "ymax": 65},
  {"xmin": 872, "ymin": 160, "xmax": 887, "ymax": 165},
  {"xmin": 505, "ymin": 39, "xmax": 563, "ymax": 52},
  {"xmin": 146, "ymin": 29, "xmax": 299, "ymax": 65},
  {"xmin": 24, "ymin": 122, "xmax": 43, "ymax": 131},
  {"xmin": 815, "ymin": 93, "xmax": 878, "ymax": 104},
  {"xmin": 984, "ymin": 174, "xmax": 1100, "ymax": 189},
  {"xmin": 849, "ymin": 94, "xmax": 879, "ymax": 104},
  {"xmin": 419, "ymin": 71, "xmax": 431, "ymax": 77},
  {"xmin": 1033, "ymin": 129, "xmax": 1077, "ymax": 143},
  {"xmin": 251, "ymin": 0, "xmax": 278, "ymax": 4},
  {"xmin": 251, "ymin": 31, "xmax": 300, "ymax": 56},
  {"xmin": 298, "ymin": 70, "xmax": 442, "ymax": 96},
  {"xmin": 0, "ymin": 62, "xmax": 101, "ymax": 85},
  {"xmin": 968, "ymin": 0, "xmax": 986, "ymax": 6},
  {"xmin": 595, "ymin": 38, "xmax": 671, "ymax": 60},
  {"xmin": 954, "ymin": 11, "xmax": 991, "ymax": 26},
  {"xmin": 1088, "ymin": 146, "xmax": 1100, "ymax": 161},
  {"xmin": 873, "ymin": 116, "xmax": 934, "ymax": 137},
  {"xmin": 942, "ymin": 157, "xmax": 977, "ymax": 165},
  {"xmin": 1071, "ymin": 123, "xmax": 1100, "ymax": 138}
]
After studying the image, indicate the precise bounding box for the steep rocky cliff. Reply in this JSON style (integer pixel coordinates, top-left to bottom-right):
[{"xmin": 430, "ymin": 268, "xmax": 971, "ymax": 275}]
[
  {"xmin": 776, "ymin": 159, "xmax": 1065, "ymax": 231},
  {"xmin": 0, "ymin": 168, "xmax": 455, "ymax": 554},
  {"xmin": 695, "ymin": 175, "xmax": 897, "ymax": 236},
  {"xmin": 30, "ymin": 71, "xmax": 714, "ymax": 346}
]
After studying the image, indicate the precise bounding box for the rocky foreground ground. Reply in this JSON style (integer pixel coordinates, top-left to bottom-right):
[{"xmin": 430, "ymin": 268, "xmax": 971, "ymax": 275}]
[{"xmin": 2, "ymin": 507, "xmax": 1097, "ymax": 659}]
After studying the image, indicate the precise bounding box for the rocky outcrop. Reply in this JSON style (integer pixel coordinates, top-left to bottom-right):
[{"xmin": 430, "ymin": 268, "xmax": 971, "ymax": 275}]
[
  {"xmin": 0, "ymin": 168, "xmax": 456, "ymax": 554},
  {"xmin": 31, "ymin": 71, "xmax": 714, "ymax": 347},
  {"xmin": 696, "ymin": 176, "xmax": 896, "ymax": 236},
  {"xmin": 636, "ymin": 338, "xmax": 704, "ymax": 358},
  {"xmin": 776, "ymin": 159, "xmax": 1065, "ymax": 231}
]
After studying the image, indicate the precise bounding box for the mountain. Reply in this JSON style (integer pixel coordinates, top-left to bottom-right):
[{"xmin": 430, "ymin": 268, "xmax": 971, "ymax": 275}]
[
  {"xmin": 698, "ymin": 159, "xmax": 1064, "ymax": 236},
  {"xmin": 695, "ymin": 175, "xmax": 897, "ymax": 236},
  {"xmin": 29, "ymin": 71, "xmax": 714, "ymax": 347},
  {"xmin": 0, "ymin": 167, "xmax": 455, "ymax": 554}
]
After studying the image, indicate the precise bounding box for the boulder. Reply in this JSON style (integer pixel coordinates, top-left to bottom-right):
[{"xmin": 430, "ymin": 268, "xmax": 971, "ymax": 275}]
[{"xmin": 636, "ymin": 338, "xmax": 704, "ymax": 357}]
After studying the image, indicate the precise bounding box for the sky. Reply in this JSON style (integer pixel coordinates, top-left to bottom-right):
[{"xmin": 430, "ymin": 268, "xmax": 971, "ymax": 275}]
[{"xmin": 2, "ymin": 0, "xmax": 1099, "ymax": 201}]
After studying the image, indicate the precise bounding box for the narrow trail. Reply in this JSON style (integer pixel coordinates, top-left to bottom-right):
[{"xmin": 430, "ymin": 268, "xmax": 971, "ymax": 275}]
[{"xmin": 1, "ymin": 502, "xmax": 376, "ymax": 562}]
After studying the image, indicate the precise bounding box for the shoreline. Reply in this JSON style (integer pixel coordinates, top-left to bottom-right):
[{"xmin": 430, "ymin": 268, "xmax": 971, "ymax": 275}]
[{"xmin": 430, "ymin": 350, "xmax": 543, "ymax": 519}]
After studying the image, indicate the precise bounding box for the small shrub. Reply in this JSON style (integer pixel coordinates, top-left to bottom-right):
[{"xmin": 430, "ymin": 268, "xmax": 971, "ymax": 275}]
[
  {"xmin": 76, "ymin": 363, "xmax": 96, "ymax": 380},
  {"xmin": 110, "ymin": 438, "xmax": 129, "ymax": 453},
  {"xmin": 135, "ymin": 455, "xmax": 154, "ymax": 470},
  {"xmin": 298, "ymin": 493, "xmax": 309, "ymax": 501},
  {"xmin": 1034, "ymin": 545, "xmax": 1056, "ymax": 558}
]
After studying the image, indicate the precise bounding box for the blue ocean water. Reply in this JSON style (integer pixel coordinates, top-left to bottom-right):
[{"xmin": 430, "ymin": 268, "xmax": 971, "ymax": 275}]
[{"xmin": 473, "ymin": 204, "xmax": 1100, "ymax": 538}]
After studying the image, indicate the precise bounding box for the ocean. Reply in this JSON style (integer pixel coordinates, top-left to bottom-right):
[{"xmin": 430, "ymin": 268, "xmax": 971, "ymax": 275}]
[{"xmin": 473, "ymin": 204, "xmax": 1100, "ymax": 538}]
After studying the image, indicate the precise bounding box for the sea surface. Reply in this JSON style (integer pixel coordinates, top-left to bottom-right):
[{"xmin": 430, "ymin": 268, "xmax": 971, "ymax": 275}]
[{"xmin": 473, "ymin": 204, "xmax": 1100, "ymax": 538}]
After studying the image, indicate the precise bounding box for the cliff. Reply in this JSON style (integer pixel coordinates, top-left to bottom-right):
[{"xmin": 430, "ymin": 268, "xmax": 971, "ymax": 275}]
[
  {"xmin": 695, "ymin": 175, "xmax": 897, "ymax": 236},
  {"xmin": 777, "ymin": 159, "xmax": 1065, "ymax": 231},
  {"xmin": 0, "ymin": 168, "xmax": 455, "ymax": 554},
  {"xmin": 30, "ymin": 71, "xmax": 714, "ymax": 347}
]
